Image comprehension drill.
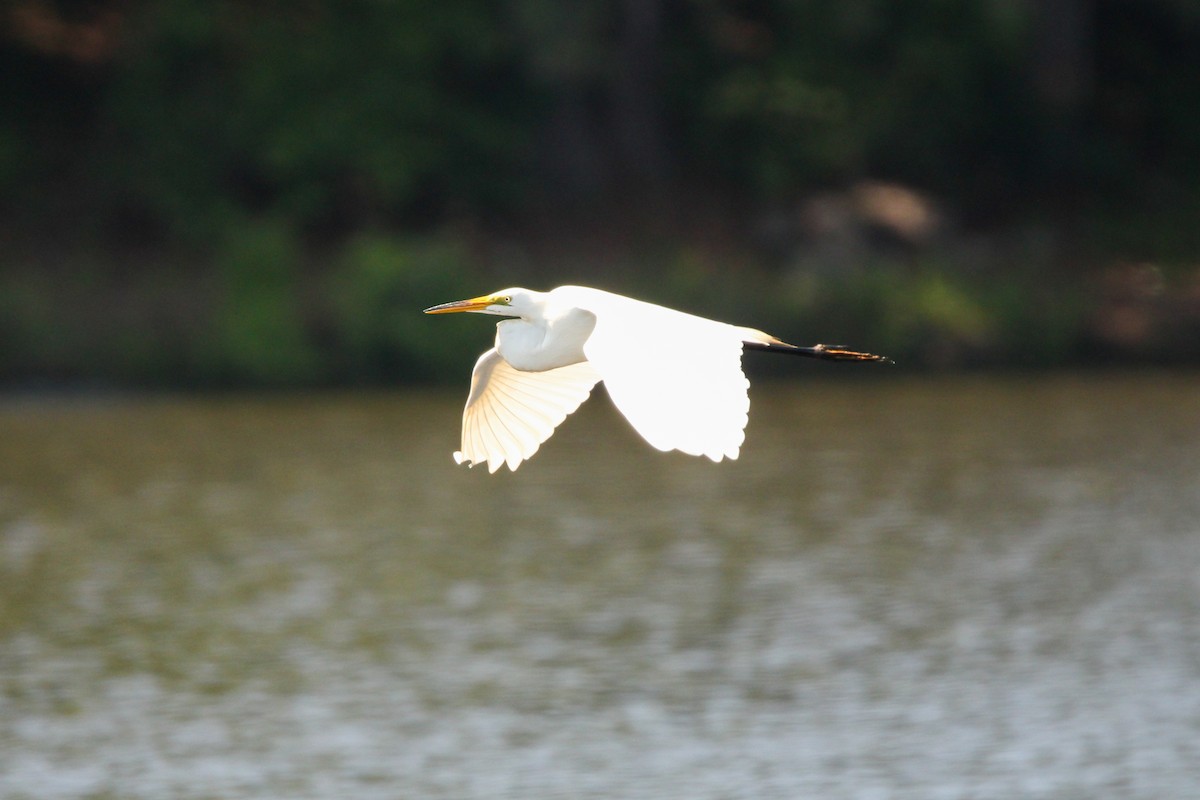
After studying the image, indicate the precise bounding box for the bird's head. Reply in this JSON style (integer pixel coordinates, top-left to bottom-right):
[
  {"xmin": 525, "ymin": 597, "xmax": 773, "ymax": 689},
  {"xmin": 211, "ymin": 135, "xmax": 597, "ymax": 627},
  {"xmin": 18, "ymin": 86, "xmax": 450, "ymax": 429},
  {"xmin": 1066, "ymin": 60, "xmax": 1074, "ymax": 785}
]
[{"xmin": 423, "ymin": 288, "xmax": 540, "ymax": 318}]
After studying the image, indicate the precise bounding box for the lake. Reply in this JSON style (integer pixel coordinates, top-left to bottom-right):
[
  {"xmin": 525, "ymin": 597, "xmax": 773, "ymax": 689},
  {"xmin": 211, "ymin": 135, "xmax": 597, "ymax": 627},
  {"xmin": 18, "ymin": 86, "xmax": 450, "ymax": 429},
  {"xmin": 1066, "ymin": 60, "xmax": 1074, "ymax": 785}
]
[{"xmin": 1, "ymin": 373, "xmax": 1198, "ymax": 799}]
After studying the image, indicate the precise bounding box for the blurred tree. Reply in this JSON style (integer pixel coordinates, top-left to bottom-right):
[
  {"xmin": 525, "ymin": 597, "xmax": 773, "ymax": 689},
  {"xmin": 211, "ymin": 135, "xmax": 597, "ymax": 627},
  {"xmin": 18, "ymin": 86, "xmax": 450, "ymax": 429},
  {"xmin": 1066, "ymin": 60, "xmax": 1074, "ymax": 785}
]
[
  {"xmin": 93, "ymin": 0, "xmax": 527, "ymax": 241},
  {"xmin": 1031, "ymin": 0, "xmax": 1094, "ymax": 114},
  {"xmin": 510, "ymin": 0, "xmax": 670, "ymax": 200},
  {"xmin": 2, "ymin": 0, "xmax": 1198, "ymax": 238},
  {"xmin": 613, "ymin": 0, "xmax": 670, "ymax": 188},
  {"xmin": 509, "ymin": 0, "xmax": 609, "ymax": 196},
  {"xmin": 2, "ymin": 0, "xmax": 1200, "ymax": 386}
]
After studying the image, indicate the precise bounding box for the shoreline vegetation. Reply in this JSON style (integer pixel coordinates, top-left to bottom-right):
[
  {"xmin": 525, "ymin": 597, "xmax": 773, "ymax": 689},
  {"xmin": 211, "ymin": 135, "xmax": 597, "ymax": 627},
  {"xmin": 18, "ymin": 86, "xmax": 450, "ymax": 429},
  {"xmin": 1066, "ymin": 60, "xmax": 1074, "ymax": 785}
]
[
  {"xmin": 2, "ymin": 2, "xmax": 1198, "ymax": 388},
  {"xmin": 4, "ymin": 195, "xmax": 1199, "ymax": 391}
]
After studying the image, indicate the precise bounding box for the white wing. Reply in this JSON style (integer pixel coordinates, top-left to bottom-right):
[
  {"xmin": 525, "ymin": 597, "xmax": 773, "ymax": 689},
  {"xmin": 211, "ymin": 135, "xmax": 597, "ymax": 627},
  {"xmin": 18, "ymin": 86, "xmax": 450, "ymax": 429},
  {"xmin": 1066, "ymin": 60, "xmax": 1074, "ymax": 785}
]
[
  {"xmin": 575, "ymin": 290, "xmax": 751, "ymax": 462},
  {"xmin": 456, "ymin": 348, "xmax": 601, "ymax": 472}
]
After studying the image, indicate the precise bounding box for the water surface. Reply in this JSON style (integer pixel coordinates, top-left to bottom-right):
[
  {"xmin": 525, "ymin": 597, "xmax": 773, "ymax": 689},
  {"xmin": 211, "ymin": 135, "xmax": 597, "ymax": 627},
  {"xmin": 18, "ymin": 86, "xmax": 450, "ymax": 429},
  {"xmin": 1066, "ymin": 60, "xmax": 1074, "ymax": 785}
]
[{"xmin": 2, "ymin": 375, "xmax": 1198, "ymax": 798}]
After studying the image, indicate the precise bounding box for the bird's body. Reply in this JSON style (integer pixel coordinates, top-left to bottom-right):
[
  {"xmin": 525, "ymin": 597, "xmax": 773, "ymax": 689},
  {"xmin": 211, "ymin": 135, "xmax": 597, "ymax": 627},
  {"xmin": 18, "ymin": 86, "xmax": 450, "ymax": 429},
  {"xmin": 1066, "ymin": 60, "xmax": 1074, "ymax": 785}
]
[
  {"xmin": 425, "ymin": 285, "xmax": 889, "ymax": 472},
  {"xmin": 492, "ymin": 287, "xmax": 598, "ymax": 372}
]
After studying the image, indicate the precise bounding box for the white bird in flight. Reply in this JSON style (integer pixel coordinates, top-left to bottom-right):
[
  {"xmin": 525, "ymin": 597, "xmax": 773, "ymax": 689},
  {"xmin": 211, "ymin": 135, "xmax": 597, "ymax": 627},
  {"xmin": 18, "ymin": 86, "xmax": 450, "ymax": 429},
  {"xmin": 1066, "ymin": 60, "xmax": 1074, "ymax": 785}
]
[{"xmin": 425, "ymin": 286, "xmax": 890, "ymax": 472}]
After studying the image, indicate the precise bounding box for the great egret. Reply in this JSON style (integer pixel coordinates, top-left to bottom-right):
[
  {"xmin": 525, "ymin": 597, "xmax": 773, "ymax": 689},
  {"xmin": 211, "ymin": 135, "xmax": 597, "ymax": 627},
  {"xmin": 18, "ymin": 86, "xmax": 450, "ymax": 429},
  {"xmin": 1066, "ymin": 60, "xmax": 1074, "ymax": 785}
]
[{"xmin": 424, "ymin": 285, "xmax": 890, "ymax": 472}]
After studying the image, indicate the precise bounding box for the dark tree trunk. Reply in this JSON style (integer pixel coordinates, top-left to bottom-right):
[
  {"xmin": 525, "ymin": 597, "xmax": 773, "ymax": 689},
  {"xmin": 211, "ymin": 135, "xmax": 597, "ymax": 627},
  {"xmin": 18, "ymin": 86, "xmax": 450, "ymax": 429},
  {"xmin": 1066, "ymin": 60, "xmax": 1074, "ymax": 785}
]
[
  {"xmin": 1031, "ymin": 0, "xmax": 1095, "ymax": 114},
  {"xmin": 611, "ymin": 0, "xmax": 670, "ymax": 189}
]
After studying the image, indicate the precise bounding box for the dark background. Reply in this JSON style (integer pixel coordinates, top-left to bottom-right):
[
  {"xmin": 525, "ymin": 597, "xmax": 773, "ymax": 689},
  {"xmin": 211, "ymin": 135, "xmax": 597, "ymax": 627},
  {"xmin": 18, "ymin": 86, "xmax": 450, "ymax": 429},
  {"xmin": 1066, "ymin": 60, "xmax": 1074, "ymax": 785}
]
[{"xmin": 2, "ymin": 0, "xmax": 1198, "ymax": 387}]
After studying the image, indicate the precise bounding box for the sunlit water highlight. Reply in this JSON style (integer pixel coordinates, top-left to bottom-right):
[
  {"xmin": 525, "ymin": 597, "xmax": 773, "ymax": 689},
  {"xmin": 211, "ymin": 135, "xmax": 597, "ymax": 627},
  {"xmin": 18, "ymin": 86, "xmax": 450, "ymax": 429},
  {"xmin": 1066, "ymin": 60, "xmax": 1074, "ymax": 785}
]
[{"xmin": 2, "ymin": 374, "xmax": 1199, "ymax": 798}]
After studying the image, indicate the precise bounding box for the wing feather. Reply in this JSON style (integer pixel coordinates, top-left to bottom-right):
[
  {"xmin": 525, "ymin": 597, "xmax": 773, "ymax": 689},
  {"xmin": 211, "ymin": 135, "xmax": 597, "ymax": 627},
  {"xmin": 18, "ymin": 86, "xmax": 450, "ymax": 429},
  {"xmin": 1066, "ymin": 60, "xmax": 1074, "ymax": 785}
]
[
  {"xmin": 576, "ymin": 290, "xmax": 751, "ymax": 462},
  {"xmin": 454, "ymin": 349, "xmax": 601, "ymax": 472}
]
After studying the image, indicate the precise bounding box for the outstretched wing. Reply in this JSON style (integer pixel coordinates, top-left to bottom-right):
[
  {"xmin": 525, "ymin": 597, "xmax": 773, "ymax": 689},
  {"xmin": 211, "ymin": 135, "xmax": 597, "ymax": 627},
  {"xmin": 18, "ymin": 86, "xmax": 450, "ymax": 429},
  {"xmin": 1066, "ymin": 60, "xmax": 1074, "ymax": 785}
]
[
  {"xmin": 578, "ymin": 291, "xmax": 751, "ymax": 462},
  {"xmin": 455, "ymin": 349, "xmax": 601, "ymax": 472}
]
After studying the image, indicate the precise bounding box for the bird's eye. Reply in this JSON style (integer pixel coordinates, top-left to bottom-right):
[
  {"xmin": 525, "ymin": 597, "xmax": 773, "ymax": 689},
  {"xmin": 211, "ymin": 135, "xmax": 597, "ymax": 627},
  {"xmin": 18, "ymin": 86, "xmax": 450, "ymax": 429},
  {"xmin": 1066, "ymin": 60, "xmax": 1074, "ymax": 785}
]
[{"xmin": 501, "ymin": 296, "xmax": 512, "ymax": 304}]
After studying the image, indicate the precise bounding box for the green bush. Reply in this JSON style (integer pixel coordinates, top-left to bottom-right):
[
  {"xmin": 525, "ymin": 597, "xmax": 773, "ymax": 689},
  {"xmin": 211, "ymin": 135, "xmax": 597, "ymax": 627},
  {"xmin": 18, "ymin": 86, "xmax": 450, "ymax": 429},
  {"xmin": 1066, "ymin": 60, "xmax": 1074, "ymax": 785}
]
[
  {"xmin": 327, "ymin": 234, "xmax": 487, "ymax": 382},
  {"xmin": 198, "ymin": 220, "xmax": 322, "ymax": 385}
]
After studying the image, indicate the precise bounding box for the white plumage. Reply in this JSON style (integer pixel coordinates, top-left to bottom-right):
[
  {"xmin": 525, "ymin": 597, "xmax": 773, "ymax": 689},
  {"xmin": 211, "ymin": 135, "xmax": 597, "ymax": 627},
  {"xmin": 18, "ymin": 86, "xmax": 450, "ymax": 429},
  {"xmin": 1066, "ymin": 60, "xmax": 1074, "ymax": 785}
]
[
  {"xmin": 454, "ymin": 351, "xmax": 600, "ymax": 472},
  {"xmin": 425, "ymin": 285, "xmax": 889, "ymax": 472}
]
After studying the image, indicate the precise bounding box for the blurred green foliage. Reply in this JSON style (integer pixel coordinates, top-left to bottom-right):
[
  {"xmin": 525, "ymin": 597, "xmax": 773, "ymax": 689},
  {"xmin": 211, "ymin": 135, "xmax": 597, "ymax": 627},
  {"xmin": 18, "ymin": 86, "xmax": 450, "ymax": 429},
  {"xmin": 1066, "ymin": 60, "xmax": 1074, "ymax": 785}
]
[
  {"xmin": 1, "ymin": 0, "xmax": 1198, "ymax": 385},
  {"xmin": 92, "ymin": 0, "xmax": 525, "ymax": 240},
  {"xmin": 327, "ymin": 234, "xmax": 486, "ymax": 382},
  {"xmin": 5, "ymin": 0, "xmax": 1198, "ymax": 235},
  {"xmin": 684, "ymin": 3, "xmax": 1024, "ymax": 201},
  {"xmin": 203, "ymin": 220, "xmax": 319, "ymax": 384}
]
